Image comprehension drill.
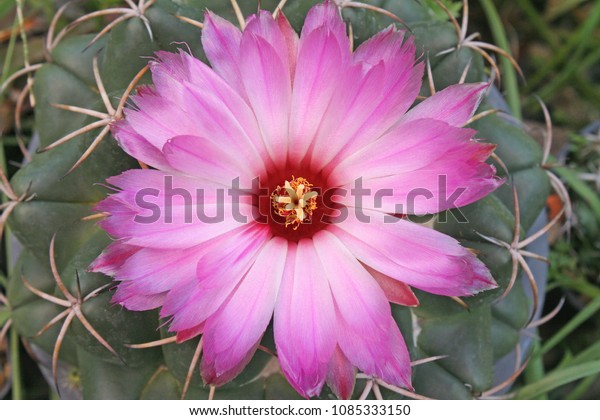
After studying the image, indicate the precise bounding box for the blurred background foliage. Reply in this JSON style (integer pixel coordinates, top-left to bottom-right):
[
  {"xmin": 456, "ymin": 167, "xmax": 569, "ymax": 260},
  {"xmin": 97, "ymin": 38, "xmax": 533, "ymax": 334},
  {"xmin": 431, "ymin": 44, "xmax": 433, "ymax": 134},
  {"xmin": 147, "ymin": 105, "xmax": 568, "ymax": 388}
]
[{"xmin": 0, "ymin": 0, "xmax": 599, "ymax": 399}]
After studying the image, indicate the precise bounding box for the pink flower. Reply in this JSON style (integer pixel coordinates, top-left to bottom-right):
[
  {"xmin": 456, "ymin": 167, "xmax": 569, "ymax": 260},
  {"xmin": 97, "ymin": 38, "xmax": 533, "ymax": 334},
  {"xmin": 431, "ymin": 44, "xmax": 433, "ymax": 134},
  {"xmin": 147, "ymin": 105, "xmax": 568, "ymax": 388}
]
[{"xmin": 91, "ymin": 1, "xmax": 501, "ymax": 398}]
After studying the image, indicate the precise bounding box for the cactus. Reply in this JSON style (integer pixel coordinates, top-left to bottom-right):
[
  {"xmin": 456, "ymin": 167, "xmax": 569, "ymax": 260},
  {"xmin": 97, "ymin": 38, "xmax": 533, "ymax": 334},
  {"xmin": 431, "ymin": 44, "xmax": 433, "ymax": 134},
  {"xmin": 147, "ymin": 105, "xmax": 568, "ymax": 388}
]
[{"xmin": 0, "ymin": 0, "xmax": 565, "ymax": 399}]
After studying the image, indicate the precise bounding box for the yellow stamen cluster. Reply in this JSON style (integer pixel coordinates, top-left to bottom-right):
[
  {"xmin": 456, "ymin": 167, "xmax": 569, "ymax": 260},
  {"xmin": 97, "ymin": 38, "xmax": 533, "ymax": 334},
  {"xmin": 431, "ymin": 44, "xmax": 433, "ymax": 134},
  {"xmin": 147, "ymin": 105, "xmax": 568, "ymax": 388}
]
[{"xmin": 271, "ymin": 177, "xmax": 318, "ymax": 229}]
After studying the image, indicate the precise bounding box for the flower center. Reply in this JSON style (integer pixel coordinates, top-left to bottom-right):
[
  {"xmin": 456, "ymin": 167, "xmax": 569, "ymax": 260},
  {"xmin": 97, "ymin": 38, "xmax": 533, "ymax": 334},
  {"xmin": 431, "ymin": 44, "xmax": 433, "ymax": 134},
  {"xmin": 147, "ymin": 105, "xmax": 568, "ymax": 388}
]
[{"xmin": 271, "ymin": 176, "xmax": 318, "ymax": 230}]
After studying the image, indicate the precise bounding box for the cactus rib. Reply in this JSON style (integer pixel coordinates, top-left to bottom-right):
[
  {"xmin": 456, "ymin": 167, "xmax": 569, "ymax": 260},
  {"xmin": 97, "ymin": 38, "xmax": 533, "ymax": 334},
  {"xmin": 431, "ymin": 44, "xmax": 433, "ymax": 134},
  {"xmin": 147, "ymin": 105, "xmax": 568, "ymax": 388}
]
[
  {"xmin": 38, "ymin": 58, "xmax": 148, "ymax": 175},
  {"xmin": 480, "ymin": 345, "xmax": 529, "ymax": 398},
  {"xmin": 125, "ymin": 335, "xmax": 204, "ymax": 400},
  {"xmin": 434, "ymin": 0, "xmax": 523, "ymax": 83},
  {"xmin": 54, "ymin": 0, "xmax": 156, "ymax": 51},
  {"xmin": 477, "ymin": 186, "xmax": 542, "ymax": 323},
  {"xmin": 374, "ymin": 378, "xmax": 433, "ymax": 400},
  {"xmin": 20, "ymin": 235, "xmax": 123, "ymax": 391},
  {"xmin": 0, "ymin": 167, "xmax": 34, "ymax": 238}
]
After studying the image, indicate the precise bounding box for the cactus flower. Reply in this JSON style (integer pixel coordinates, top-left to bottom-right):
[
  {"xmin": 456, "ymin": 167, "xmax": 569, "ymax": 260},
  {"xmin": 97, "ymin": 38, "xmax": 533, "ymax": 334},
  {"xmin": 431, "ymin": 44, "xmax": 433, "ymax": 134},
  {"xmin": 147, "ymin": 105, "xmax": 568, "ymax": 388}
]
[{"xmin": 91, "ymin": 0, "xmax": 501, "ymax": 398}]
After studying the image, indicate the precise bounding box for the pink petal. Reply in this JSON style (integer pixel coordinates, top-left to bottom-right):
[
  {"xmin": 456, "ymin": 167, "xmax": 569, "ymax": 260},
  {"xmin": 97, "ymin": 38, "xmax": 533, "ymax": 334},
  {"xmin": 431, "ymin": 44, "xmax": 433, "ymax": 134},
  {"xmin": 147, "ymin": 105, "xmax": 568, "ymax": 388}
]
[
  {"xmin": 301, "ymin": 0, "xmax": 348, "ymax": 52},
  {"xmin": 89, "ymin": 240, "xmax": 138, "ymax": 276},
  {"xmin": 239, "ymin": 30, "xmax": 291, "ymax": 165},
  {"xmin": 103, "ymin": 166, "xmax": 211, "ymax": 192},
  {"xmin": 332, "ymin": 118, "xmax": 478, "ymax": 180},
  {"xmin": 289, "ymin": 26, "xmax": 348, "ymax": 163},
  {"xmin": 310, "ymin": 28, "xmax": 423, "ymax": 170},
  {"xmin": 338, "ymin": 164, "xmax": 500, "ymax": 216},
  {"xmin": 331, "ymin": 118, "xmax": 502, "ymax": 214},
  {"xmin": 176, "ymin": 324, "xmax": 205, "ymax": 343},
  {"xmin": 245, "ymin": 11, "xmax": 291, "ymax": 73},
  {"xmin": 201, "ymin": 342, "xmax": 257, "ymax": 388},
  {"xmin": 329, "ymin": 211, "xmax": 498, "ymax": 296},
  {"xmin": 112, "ymin": 245, "xmax": 203, "ymax": 295},
  {"xmin": 162, "ymin": 135, "xmax": 256, "ymax": 184},
  {"xmin": 365, "ymin": 266, "xmax": 419, "ymax": 307},
  {"xmin": 288, "ymin": 0, "xmax": 352, "ymax": 165},
  {"xmin": 274, "ymin": 241, "xmax": 337, "ymax": 398},
  {"xmin": 277, "ymin": 12, "xmax": 299, "ymax": 81},
  {"xmin": 111, "ymin": 120, "xmax": 171, "ymax": 171},
  {"xmin": 121, "ymin": 87, "xmax": 195, "ymax": 159},
  {"xmin": 326, "ymin": 346, "xmax": 356, "ymax": 400},
  {"xmin": 353, "ymin": 25, "xmax": 406, "ymax": 64},
  {"xmin": 201, "ymin": 11, "xmax": 244, "ymax": 95},
  {"xmin": 313, "ymin": 231, "xmax": 389, "ymax": 336},
  {"xmin": 313, "ymin": 230, "xmax": 411, "ymax": 388},
  {"xmin": 388, "ymin": 323, "xmax": 414, "ymax": 389},
  {"xmin": 111, "ymin": 283, "xmax": 166, "ymax": 311},
  {"xmin": 117, "ymin": 50, "xmax": 271, "ymax": 173},
  {"xmin": 402, "ymin": 82, "xmax": 488, "ymax": 127},
  {"xmin": 149, "ymin": 51, "xmax": 270, "ymax": 170},
  {"xmin": 201, "ymin": 237, "xmax": 287, "ymax": 386},
  {"xmin": 307, "ymin": 62, "xmax": 384, "ymax": 168},
  {"xmin": 98, "ymin": 170, "xmax": 255, "ymax": 249},
  {"xmin": 161, "ymin": 224, "xmax": 271, "ymax": 332}
]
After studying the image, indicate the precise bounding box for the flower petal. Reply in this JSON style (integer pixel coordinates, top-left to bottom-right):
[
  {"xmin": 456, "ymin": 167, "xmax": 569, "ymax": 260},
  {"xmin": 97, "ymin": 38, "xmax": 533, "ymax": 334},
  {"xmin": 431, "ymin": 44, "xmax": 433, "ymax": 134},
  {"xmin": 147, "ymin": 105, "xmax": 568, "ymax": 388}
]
[
  {"xmin": 152, "ymin": 51, "xmax": 270, "ymax": 170},
  {"xmin": 289, "ymin": 26, "xmax": 348, "ymax": 163},
  {"xmin": 274, "ymin": 240, "xmax": 337, "ymax": 398},
  {"xmin": 313, "ymin": 231, "xmax": 389, "ymax": 336},
  {"xmin": 329, "ymin": 210, "xmax": 497, "ymax": 296},
  {"xmin": 111, "ymin": 245, "xmax": 202, "ymax": 295},
  {"xmin": 163, "ymin": 135, "xmax": 256, "ymax": 184},
  {"xmin": 111, "ymin": 284, "xmax": 166, "ymax": 311},
  {"xmin": 365, "ymin": 265, "xmax": 419, "ymax": 307},
  {"xmin": 313, "ymin": 230, "xmax": 412, "ymax": 388},
  {"xmin": 301, "ymin": 0, "xmax": 348, "ymax": 52},
  {"xmin": 201, "ymin": 237, "xmax": 287, "ymax": 386},
  {"xmin": 332, "ymin": 118, "xmax": 502, "ymax": 214},
  {"xmin": 311, "ymin": 28, "xmax": 423, "ymax": 170},
  {"xmin": 176, "ymin": 324, "xmax": 205, "ymax": 343},
  {"xmin": 402, "ymin": 82, "xmax": 488, "ymax": 127},
  {"xmin": 118, "ymin": 51, "xmax": 270, "ymax": 172},
  {"xmin": 276, "ymin": 11, "xmax": 299, "ymax": 81},
  {"xmin": 332, "ymin": 119, "xmax": 478, "ymax": 180},
  {"xmin": 287, "ymin": 0, "xmax": 351, "ymax": 166},
  {"xmin": 98, "ymin": 169, "xmax": 256, "ymax": 249},
  {"xmin": 111, "ymin": 119, "xmax": 171, "ymax": 171},
  {"xmin": 121, "ymin": 87, "xmax": 195, "ymax": 159},
  {"xmin": 161, "ymin": 223, "xmax": 271, "ymax": 332},
  {"xmin": 201, "ymin": 11, "xmax": 244, "ymax": 95},
  {"xmin": 239, "ymin": 30, "xmax": 292, "ymax": 165},
  {"xmin": 89, "ymin": 240, "xmax": 138, "ymax": 276},
  {"xmin": 326, "ymin": 346, "xmax": 356, "ymax": 400},
  {"xmin": 245, "ymin": 11, "xmax": 292, "ymax": 73}
]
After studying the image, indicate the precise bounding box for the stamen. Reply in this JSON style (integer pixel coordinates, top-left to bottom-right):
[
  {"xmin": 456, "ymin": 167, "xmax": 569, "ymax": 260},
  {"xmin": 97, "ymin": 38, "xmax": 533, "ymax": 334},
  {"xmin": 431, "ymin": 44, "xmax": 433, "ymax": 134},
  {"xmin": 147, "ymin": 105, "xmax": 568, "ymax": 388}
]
[{"xmin": 271, "ymin": 176, "xmax": 318, "ymax": 229}]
